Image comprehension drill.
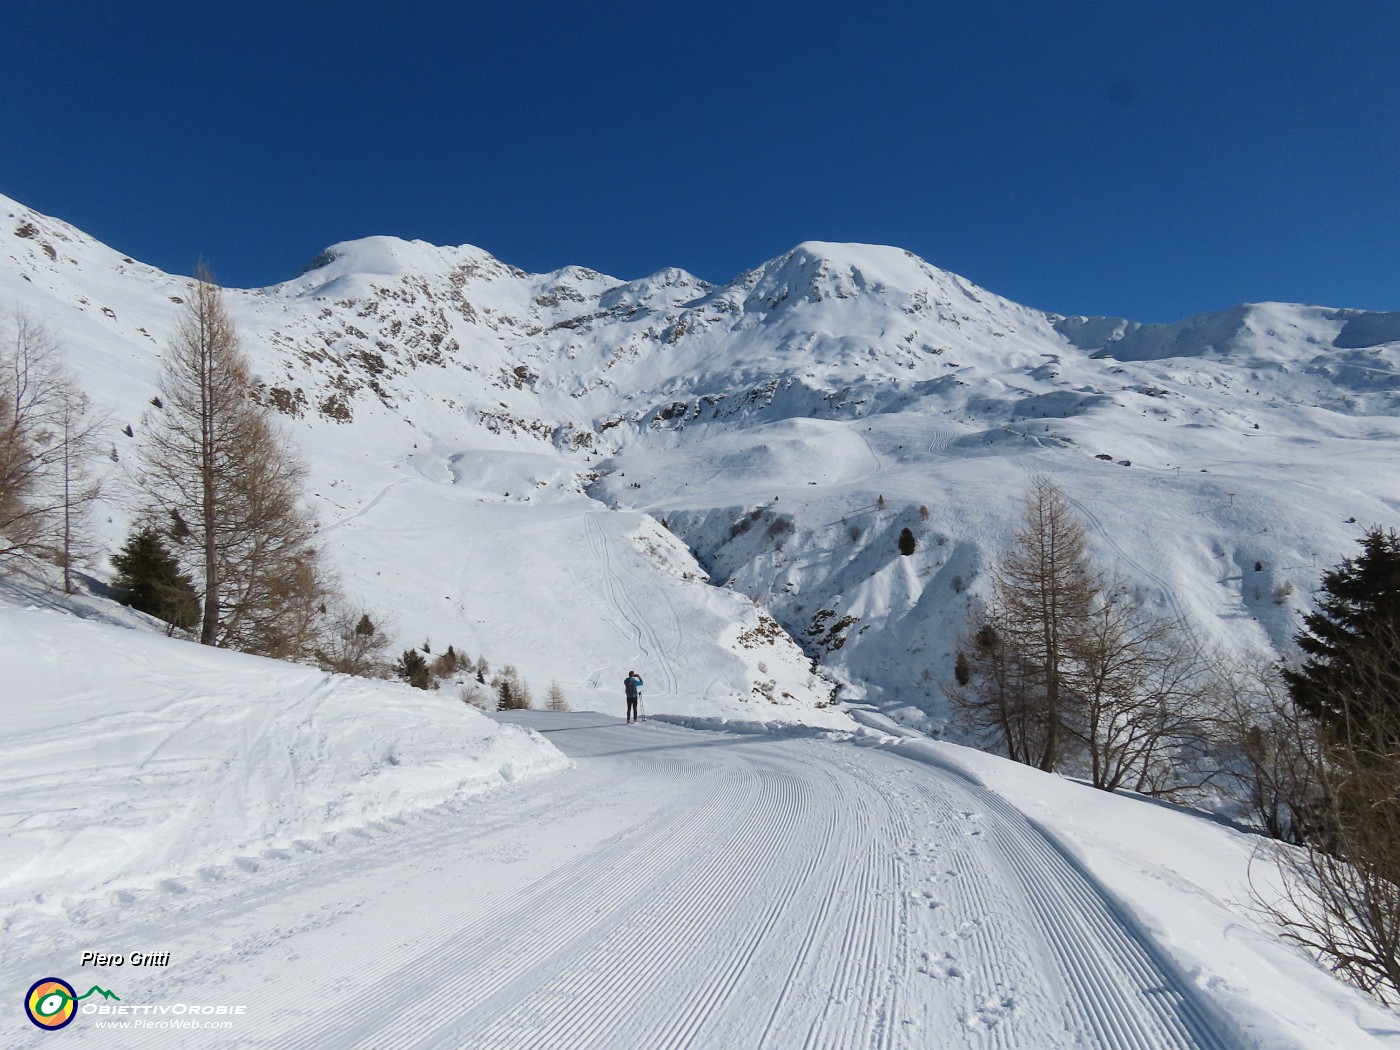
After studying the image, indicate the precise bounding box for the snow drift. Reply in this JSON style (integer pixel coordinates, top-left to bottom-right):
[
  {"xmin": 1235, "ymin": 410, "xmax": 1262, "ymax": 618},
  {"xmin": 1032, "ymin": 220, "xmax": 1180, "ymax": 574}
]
[{"xmin": 0, "ymin": 603, "xmax": 569, "ymax": 923}]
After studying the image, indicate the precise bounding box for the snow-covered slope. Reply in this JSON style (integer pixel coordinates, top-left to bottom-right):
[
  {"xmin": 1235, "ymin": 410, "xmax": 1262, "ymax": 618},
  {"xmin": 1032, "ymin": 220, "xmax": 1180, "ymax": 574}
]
[
  {"xmin": 0, "ymin": 193, "xmax": 840, "ymax": 726},
  {"xmin": 0, "ymin": 593, "xmax": 569, "ymax": 932},
  {"xmin": 4, "ymin": 191, "xmax": 1398, "ymax": 731}
]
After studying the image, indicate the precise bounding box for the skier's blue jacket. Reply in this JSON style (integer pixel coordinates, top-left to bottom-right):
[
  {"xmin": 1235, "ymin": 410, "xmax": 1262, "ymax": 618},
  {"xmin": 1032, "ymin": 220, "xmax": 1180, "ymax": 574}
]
[{"xmin": 624, "ymin": 675, "xmax": 643, "ymax": 700}]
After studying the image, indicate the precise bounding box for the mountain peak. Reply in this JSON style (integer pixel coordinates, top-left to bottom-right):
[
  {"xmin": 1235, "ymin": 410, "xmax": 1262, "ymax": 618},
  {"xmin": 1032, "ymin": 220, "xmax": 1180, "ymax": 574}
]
[{"xmin": 276, "ymin": 236, "xmax": 513, "ymax": 298}]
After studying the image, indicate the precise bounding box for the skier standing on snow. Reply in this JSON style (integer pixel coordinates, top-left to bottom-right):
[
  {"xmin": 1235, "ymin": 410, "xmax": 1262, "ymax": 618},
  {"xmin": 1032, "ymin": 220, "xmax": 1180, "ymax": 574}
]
[{"xmin": 624, "ymin": 671, "xmax": 644, "ymax": 723}]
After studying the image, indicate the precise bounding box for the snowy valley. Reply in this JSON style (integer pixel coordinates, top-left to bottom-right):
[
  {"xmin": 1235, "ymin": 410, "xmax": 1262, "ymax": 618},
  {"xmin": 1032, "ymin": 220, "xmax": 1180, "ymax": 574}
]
[{"xmin": 4, "ymin": 192, "xmax": 1400, "ymax": 1047}]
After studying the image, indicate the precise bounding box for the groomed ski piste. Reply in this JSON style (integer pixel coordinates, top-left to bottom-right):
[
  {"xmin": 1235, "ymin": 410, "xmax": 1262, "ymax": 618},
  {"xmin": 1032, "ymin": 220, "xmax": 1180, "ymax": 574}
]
[{"xmin": 4, "ymin": 589, "xmax": 1400, "ymax": 1048}]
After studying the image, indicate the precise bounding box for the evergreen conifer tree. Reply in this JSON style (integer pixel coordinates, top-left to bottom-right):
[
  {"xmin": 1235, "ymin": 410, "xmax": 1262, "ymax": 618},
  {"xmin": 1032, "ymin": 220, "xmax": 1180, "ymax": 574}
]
[
  {"xmin": 898, "ymin": 527, "xmax": 917, "ymax": 556},
  {"xmin": 1285, "ymin": 528, "xmax": 1400, "ymax": 748},
  {"xmin": 495, "ymin": 676, "xmax": 516, "ymax": 710},
  {"xmin": 110, "ymin": 526, "xmax": 200, "ymax": 632}
]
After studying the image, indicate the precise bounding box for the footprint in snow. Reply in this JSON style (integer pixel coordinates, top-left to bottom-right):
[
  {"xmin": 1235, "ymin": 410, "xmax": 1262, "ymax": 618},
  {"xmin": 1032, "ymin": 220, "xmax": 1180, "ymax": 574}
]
[
  {"xmin": 963, "ymin": 993, "xmax": 1018, "ymax": 1030},
  {"xmin": 954, "ymin": 918, "xmax": 984, "ymax": 941},
  {"xmin": 918, "ymin": 951, "xmax": 965, "ymax": 981}
]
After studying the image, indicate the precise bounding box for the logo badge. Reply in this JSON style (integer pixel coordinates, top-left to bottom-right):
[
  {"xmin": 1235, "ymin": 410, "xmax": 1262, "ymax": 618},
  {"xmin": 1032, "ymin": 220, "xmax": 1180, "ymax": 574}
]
[
  {"xmin": 24, "ymin": 978, "xmax": 120, "ymax": 1031},
  {"xmin": 25, "ymin": 978, "xmax": 78, "ymax": 1031}
]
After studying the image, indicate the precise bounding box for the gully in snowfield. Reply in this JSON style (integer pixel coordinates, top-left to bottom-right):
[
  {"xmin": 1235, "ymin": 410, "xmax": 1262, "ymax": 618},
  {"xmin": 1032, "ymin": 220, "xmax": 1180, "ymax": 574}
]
[{"xmin": 624, "ymin": 671, "xmax": 644, "ymax": 723}]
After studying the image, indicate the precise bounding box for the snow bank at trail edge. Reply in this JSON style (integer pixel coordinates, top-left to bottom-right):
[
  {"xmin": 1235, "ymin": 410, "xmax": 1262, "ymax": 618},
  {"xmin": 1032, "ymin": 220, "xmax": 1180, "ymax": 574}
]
[{"xmin": 0, "ymin": 605, "xmax": 570, "ymax": 923}]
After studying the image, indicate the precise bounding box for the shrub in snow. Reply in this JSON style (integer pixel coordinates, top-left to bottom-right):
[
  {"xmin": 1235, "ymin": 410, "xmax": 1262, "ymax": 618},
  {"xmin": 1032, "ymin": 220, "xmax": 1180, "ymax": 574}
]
[
  {"xmin": 898, "ymin": 527, "xmax": 917, "ymax": 556},
  {"xmin": 316, "ymin": 604, "xmax": 393, "ymax": 678},
  {"xmin": 395, "ymin": 649, "xmax": 431, "ymax": 690},
  {"xmin": 431, "ymin": 644, "xmax": 465, "ymax": 679},
  {"xmin": 918, "ymin": 504, "xmax": 930, "ymax": 520}
]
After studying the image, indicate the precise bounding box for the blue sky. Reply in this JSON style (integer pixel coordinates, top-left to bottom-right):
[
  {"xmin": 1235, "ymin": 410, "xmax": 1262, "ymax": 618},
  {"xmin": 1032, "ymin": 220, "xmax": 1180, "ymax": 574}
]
[{"xmin": 4, "ymin": 1, "xmax": 1396, "ymax": 321}]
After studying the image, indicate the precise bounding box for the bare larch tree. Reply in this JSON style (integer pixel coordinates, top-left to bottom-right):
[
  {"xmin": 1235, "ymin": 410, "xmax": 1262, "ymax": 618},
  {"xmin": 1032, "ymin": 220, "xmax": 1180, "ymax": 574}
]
[
  {"xmin": 0, "ymin": 311, "xmax": 104, "ymax": 577},
  {"xmin": 142, "ymin": 267, "xmax": 331, "ymax": 654}
]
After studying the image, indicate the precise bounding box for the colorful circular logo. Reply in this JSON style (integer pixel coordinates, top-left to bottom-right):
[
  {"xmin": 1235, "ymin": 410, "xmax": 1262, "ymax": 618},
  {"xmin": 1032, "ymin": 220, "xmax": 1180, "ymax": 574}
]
[{"xmin": 25, "ymin": 978, "xmax": 77, "ymax": 1030}]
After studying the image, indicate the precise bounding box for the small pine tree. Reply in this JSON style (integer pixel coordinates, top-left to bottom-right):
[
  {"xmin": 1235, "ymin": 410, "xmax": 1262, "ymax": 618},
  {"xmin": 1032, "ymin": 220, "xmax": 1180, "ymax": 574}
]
[
  {"xmin": 110, "ymin": 526, "xmax": 200, "ymax": 633},
  {"xmin": 395, "ymin": 648, "xmax": 432, "ymax": 690},
  {"xmin": 898, "ymin": 527, "xmax": 917, "ymax": 556},
  {"xmin": 493, "ymin": 665, "xmax": 533, "ymax": 710},
  {"xmin": 495, "ymin": 677, "xmax": 515, "ymax": 710},
  {"xmin": 877, "ymin": 494, "xmax": 885, "ymax": 511},
  {"xmin": 918, "ymin": 505, "xmax": 930, "ymax": 521},
  {"xmin": 954, "ymin": 650, "xmax": 971, "ymax": 686},
  {"xmin": 546, "ymin": 680, "xmax": 570, "ymax": 711}
]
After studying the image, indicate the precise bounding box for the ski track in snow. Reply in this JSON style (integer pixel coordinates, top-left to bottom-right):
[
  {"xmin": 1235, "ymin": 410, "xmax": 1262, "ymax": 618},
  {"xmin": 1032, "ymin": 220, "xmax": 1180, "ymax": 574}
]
[
  {"xmin": 6, "ymin": 715, "xmax": 1240, "ymax": 1050},
  {"xmin": 322, "ymin": 479, "xmax": 403, "ymax": 532},
  {"xmin": 926, "ymin": 423, "xmax": 956, "ymax": 457}
]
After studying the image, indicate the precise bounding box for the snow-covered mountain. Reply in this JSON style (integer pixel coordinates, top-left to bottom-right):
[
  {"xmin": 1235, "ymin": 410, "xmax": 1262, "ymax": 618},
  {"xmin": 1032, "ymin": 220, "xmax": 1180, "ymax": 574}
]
[
  {"xmin": 9, "ymin": 192, "xmax": 1400, "ymax": 1048},
  {"xmin": 4, "ymin": 191, "xmax": 1399, "ymax": 729}
]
